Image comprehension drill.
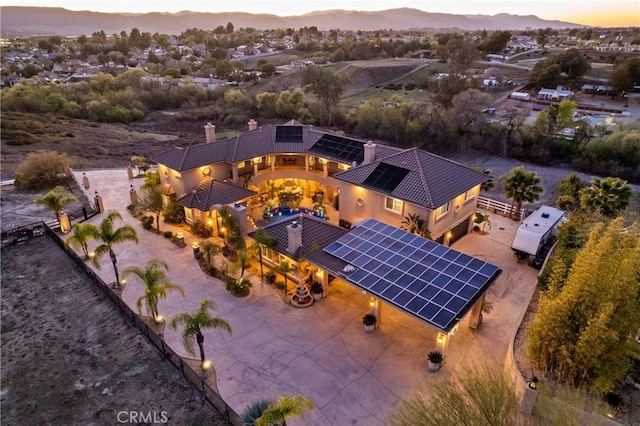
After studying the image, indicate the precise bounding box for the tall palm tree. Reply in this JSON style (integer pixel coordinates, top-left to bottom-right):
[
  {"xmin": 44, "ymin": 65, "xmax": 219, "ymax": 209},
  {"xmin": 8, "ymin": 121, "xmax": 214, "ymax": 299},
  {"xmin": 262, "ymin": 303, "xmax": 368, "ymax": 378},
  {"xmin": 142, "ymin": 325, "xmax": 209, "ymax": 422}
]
[
  {"xmin": 253, "ymin": 395, "xmax": 314, "ymax": 426},
  {"xmin": 66, "ymin": 222, "xmax": 99, "ymax": 259},
  {"xmin": 36, "ymin": 185, "xmax": 76, "ymax": 223},
  {"xmin": 251, "ymin": 229, "xmax": 277, "ymax": 282},
  {"xmin": 91, "ymin": 210, "xmax": 139, "ymax": 289},
  {"xmin": 580, "ymin": 177, "xmax": 633, "ymax": 218},
  {"xmin": 170, "ymin": 299, "xmax": 232, "ymax": 370},
  {"xmin": 123, "ymin": 258, "xmax": 184, "ymax": 322},
  {"xmin": 502, "ymin": 166, "xmax": 543, "ymax": 220}
]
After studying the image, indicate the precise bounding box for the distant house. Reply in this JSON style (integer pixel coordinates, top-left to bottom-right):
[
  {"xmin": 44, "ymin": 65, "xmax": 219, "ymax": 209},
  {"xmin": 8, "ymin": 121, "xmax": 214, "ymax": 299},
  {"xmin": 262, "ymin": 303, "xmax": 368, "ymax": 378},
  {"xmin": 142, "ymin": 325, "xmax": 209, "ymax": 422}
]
[
  {"xmin": 537, "ymin": 87, "xmax": 573, "ymax": 101},
  {"xmin": 291, "ymin": 60, "xmax": 315, "ymax": 69}
]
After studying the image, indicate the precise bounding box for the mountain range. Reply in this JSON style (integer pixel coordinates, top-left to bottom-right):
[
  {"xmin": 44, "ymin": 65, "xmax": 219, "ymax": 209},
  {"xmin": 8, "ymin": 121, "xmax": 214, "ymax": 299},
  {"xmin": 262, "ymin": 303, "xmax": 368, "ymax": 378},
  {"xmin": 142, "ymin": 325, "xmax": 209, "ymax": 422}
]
[{"xmin": 0, "ymin": 7, "xmax": 585, "ymax": 37}]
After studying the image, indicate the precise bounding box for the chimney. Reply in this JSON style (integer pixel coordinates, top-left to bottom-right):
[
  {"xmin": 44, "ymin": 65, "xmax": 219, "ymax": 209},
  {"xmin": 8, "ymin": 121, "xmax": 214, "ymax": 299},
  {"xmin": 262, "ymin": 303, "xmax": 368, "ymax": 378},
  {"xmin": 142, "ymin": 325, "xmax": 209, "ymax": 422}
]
[
  {"xmin": 363, "ymin": 141, "xmax": 376, "ymax": 164},
  {"xmin": 287, "ymin": 220, "xmax": 303, "ymax": 254},
  {"xmin": 248, "ymin": 119, "xmax": 258, "ymax": 131},
  {"xmin": 204, "ymin": 122, "xmax": 216, "ymax": 143}
]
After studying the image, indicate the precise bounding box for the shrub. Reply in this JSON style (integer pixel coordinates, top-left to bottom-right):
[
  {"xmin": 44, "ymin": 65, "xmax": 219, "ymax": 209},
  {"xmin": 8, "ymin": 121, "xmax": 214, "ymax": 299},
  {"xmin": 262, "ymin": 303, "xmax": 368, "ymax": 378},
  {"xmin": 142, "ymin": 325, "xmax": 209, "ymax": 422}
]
[
  {"xmin": 190, "ymin": 221, "xmax": 212, "ymax": 238},
  {"xmin": 14, "ymin": 150, "xmax": 73, "ymax": 189},
  {"xmin": 163, "ymin": 231, "xmax": 173, "ymax": 239},
  {"xmin": 163, "ymin": 200, "xmax": 185, "ymax": 224},
  {"xmin": 265, "ymin": 270, "xmax": 277, "ymax": 284},
  {"xmin": 310, "ymin": 282, "xmax": 323, "ymax": 294},
  {"xmin": 226, "ymin": 278, "xmax": 252, "ymax": 296},
  {"xmin": 141, "ymin": 215, "xmax": 154, "ymax": 229}
]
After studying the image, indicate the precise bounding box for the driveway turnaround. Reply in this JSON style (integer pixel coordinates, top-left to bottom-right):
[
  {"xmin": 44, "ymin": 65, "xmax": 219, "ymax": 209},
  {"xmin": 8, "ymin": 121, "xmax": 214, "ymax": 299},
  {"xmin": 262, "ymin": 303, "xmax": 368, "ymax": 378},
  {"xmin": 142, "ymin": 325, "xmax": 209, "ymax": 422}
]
[{"xmin": 70, "ymin": 169, "xmax": 539, "ymax": 425}]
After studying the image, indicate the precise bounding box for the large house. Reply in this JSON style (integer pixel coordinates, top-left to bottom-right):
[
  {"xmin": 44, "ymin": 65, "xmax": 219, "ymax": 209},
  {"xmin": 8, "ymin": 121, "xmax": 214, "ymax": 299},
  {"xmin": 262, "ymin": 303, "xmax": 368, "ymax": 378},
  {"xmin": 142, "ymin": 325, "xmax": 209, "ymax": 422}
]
[
  {"xmin": 152, "ymin": 120, "xmax": 499, "ymax": 349},
  {"xmin": 153, "ymin": 120, "xmax": 487, "ymax": 245}
]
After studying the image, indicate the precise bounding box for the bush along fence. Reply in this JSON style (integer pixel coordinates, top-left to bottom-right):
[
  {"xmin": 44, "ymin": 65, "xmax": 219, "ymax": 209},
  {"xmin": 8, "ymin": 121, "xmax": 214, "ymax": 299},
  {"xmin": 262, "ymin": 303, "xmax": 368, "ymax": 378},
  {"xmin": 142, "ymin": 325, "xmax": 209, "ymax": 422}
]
[{"xmin": 43, "ymin": 223, "xmax": 242, "ymax": 426}]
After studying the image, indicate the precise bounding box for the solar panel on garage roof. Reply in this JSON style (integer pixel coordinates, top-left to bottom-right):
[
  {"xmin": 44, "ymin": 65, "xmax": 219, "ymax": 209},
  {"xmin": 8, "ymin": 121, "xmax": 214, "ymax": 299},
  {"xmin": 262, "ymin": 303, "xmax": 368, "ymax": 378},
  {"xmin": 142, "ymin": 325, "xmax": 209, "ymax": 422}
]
[
  {"xmin": 323, "ymin": 218, "xmax": 500, "ymax": 332},
  {"xmin": 275, "ymin": 126, "xmax": 304, "ymax": 143},
  {"xmin": 308, "ymin": 134, "xmax": 365, "ymax": 163},
  {"xmin": 362, "ymin": 163, "xmax": 410, "ymax": 193}
]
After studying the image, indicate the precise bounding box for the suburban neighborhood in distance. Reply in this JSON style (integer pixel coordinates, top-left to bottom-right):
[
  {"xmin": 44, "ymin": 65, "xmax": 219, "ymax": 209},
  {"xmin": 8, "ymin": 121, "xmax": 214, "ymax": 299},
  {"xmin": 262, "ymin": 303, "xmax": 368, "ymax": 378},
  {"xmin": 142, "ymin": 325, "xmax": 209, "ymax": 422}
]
[{"xmin": 1, "ymin": 4, "xmax": 640, "ymax": 426}]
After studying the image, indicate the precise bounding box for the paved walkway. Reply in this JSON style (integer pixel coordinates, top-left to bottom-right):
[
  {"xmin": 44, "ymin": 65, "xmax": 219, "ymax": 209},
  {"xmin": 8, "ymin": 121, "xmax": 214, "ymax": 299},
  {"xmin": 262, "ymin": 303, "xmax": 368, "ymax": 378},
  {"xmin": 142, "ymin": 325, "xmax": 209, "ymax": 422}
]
[{"xmin": 66, "ymin": 169, "xmax": 538, "ymax": 425}]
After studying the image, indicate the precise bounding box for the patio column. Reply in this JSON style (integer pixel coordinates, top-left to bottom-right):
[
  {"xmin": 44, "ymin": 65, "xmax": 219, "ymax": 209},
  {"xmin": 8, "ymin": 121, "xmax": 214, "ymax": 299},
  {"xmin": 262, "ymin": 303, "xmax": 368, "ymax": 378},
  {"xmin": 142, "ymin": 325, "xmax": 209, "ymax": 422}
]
[
  {"xmin": 232, "ymin": 164, "xmax": 239, "ymax": 185},
  {"xmin": 468, "ymin": 293, "xmax": 485, "ymax": 329},
  {"xmin": 253, "ymin": 161, "xmax": 259, "ymax": 177},
  {"xmin": 370, "ymin": 297, "xmax": 381, "ymax": 328},
  {"xmin": 322, "ymin": 161, "xmax": 328, "ymax": 178},
  {"xmin": 129, "ymin": 185, "xmax": 138, "ymax": 205},
  {"xmin": 270, "ymin": 156, "xmax": 276, "ymax": 172},
  {"xmin": 314, "ymin": 269, "xmax": 329, "ymax": 296},
  {"xmin": 435, "ymin": 331, "xmax": 449, "ymax": 355}
]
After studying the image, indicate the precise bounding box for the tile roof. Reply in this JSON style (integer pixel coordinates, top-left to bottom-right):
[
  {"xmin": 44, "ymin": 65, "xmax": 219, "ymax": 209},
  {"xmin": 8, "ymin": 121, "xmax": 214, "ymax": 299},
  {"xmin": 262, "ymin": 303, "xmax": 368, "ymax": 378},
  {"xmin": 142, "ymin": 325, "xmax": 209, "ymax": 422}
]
[
  {"xmin": 333, "ymin": 148, "xmax": 488, "ymax": 209},
  {"xmin": 247, "ymin": 214, "xmax": 348, "ymax": 262},
  {"xmin": 153, "ymin": 140, "xmax": 230, "ymax": 172},
  {"xmin": 176, "ymin": 177, "xmax": 256, "ymax": 210},
  {"xmin": 155, "ymin": 183, "xmax": 176, "ymax": 196},
  {"xmin": 152, "ymin": 121, "xmax": 372, "ymax": 170}
]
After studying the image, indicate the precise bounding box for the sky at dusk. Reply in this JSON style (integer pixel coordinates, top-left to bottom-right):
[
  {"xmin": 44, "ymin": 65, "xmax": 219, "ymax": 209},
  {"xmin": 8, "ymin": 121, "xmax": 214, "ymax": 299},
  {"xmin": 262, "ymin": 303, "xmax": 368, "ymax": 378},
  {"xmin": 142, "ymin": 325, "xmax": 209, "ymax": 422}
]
[{"xmin": 3, "ymin": 1, "xmax": 639, "ymax": 27}]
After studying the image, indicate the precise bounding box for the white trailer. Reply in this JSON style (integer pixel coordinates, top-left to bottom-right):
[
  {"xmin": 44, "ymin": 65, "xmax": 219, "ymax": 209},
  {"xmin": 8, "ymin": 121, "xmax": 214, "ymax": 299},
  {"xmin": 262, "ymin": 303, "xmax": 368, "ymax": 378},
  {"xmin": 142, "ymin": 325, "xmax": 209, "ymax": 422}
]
[
  {"xmin": 511, "ymin": 206, "xmax": 565, "ymax": 260},
  {"xmin": 510, "ymin": 91, "xmax": 531, "ymax": 101}
]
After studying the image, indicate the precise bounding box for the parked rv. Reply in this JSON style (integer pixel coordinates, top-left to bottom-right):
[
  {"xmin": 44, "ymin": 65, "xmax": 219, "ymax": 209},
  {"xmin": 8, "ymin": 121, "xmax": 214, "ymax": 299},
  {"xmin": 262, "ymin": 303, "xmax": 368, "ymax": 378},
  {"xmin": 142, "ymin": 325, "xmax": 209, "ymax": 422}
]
[{"xmin": 511, "ymin": 206, "xmax": 565, "ymax": 268}]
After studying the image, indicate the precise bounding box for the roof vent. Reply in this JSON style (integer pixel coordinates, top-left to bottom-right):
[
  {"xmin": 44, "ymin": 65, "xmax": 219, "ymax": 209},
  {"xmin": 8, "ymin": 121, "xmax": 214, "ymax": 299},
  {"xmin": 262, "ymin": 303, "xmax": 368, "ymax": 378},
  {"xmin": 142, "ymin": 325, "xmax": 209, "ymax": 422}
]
[{"xmin": 541, "ymin": 212, "xmax": 550, "ymax": 219}]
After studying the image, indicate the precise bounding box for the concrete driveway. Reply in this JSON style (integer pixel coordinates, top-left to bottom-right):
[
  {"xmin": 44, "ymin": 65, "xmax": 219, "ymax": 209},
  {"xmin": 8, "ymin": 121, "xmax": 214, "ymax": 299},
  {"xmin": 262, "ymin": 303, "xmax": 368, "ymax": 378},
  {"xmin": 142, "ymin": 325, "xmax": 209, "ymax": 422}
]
[{"xmin": 68, "ymin": 169, "xmax": 538, "ymax": 425}]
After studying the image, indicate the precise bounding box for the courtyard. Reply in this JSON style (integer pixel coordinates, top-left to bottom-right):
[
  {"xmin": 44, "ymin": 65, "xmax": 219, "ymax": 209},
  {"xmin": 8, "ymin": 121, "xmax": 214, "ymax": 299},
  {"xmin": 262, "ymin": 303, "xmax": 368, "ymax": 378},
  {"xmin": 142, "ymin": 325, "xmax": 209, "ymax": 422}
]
[{"xmin": 64, "ymin": 168, "xmax": 538, "ymax": 425}]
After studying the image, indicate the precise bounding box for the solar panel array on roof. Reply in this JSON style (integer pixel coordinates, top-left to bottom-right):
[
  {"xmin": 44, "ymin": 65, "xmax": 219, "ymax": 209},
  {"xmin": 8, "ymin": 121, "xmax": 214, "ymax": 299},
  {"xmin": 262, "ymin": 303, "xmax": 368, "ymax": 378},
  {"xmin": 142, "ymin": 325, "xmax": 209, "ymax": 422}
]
[
  {"xmin": 362, "ymin": 163, "xmax": 410, "ymax": 193},
  {"xmin": 308, "ymin": 134, "xmax": 365, "ymax": 164},
  {"xmin": 275, "ymin": 126, "xmax": 304, "ymax": 143},
  {"xmin": 323, "ymin": 218, "xmax": 500, "ymax": 332}
]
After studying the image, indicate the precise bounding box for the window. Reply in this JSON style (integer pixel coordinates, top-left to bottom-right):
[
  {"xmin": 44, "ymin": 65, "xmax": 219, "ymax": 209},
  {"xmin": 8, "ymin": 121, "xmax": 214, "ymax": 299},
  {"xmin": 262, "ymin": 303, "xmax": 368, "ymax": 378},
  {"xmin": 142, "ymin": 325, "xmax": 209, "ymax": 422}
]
[
  {"xmin": 435, "ymin": 202, "xmax": 450, "ymax": 219},
  {"xmin": 385, "ymin": 197, "xmax": 403, "ymax": 213},
  {"xmin": 464, "ymin": 188, "xmax": 475, "ymax": 202}
]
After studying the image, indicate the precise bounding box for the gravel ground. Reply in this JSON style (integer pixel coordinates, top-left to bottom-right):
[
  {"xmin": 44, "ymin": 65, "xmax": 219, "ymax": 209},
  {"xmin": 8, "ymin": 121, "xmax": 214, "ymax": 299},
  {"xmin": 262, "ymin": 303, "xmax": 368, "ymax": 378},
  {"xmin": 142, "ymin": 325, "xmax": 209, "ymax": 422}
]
[{"xmin": 0, "ymin": 236, "xmax": 230, "ymax": 426}]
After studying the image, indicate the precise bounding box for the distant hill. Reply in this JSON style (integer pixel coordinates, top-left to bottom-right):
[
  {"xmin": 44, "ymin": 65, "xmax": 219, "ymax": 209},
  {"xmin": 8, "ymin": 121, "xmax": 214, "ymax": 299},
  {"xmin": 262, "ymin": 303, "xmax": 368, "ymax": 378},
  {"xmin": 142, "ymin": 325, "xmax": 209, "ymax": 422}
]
[{"xmin": 0, "ymin": 6, "xmax": 585, "ymax": 37}]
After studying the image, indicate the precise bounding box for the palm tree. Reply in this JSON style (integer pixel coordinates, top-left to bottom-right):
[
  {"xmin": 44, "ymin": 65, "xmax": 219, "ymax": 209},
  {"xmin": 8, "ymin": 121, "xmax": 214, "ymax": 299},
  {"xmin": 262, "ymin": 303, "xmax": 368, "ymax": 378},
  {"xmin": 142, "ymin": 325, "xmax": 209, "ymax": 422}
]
[
  {"xmin": 580, "ymin": 177, "xmax": 633, "ymax": 218},
  {"xmin": 471, "ymin": 167, "xmax": 495, "ymax": 192},
  {"xmin": 232, "ymin": 248, "xmax": 251, "ymax": 279},
  {"xmin": 66, "ymin": 222, "xmax": 99, "ymax": 259},
  {"xmin": 123, "ymin": 259, "xmax": 184, "ymax": 322},
  {"xmin": 91, "ymin": 210, "xmax": 139, "ymax": 289},
  {"xmin": 200, "ymin": 240, "xmax": 222, "ymax": 268},
  {"xmin": 252, "ymin": 395, "xmax": 314, "ymax": 426},
  {"xmin": 135, "ymin": 186, "xmax": 164, "ymax": 233},
  {"xmin": 36, "ymin": 185, "xmax": 76, "ymax": 223},
  {"xmin": 251, "ymin": 229, "xmax": 277, "ymax": 282},
  {"xmin": 502, "ymin": 166, "xmax": 543, "ymax": 220},
  {"xmin": 401, "ymin": 213, "xmax": 431, "ymax": 239},
  {"xmin": 170, "ymin": 299, "xmax": 232, "ymax": 370},
  {"xmin": 275, "ymin": 259, "xmax": 295, "ymax": 297}
]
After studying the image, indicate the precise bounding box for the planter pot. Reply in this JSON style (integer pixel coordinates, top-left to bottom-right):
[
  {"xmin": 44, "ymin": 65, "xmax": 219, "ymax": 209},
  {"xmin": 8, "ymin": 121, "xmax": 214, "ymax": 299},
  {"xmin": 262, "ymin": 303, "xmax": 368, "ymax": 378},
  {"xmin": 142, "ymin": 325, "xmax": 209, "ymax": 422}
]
[
  {"xmin": 312, "ymin": 293, "xmax": 322, "ymax": 302},
  {"xmin": 363, "ymin": 324, "xmax": 375, "ymax": 333},
  {"xmin": 428, "ymin": 361, "xmax": 442, "ymax": 372}
]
